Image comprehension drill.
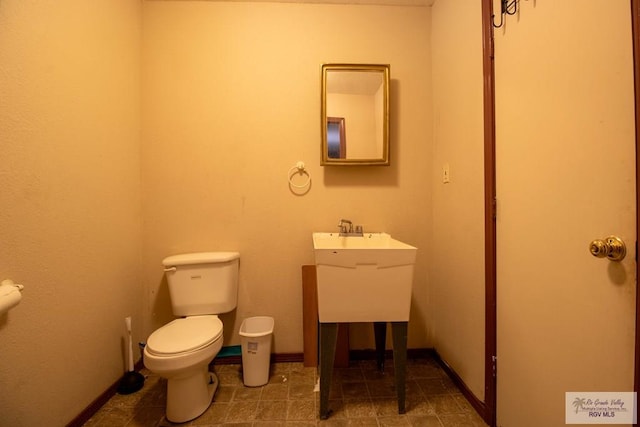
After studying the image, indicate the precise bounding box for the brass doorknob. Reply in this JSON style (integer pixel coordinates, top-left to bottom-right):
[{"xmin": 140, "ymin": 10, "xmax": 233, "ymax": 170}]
[{"xmin": 589, "ymin": 236, "xmax": 626, "ymax": 262}]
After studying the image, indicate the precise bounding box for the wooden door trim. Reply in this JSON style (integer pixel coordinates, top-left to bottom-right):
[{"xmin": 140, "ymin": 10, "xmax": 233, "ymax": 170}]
[
  {"xmin": 481, "ymin": 0, "xmax": 497, "ymax": 425},
  {"xmin": 631, "ymin": 2, "xmax": 640, "ymax": 426}
]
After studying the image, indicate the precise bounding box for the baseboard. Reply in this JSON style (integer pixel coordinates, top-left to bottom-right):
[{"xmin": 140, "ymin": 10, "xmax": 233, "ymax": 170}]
[
  {"xmin": 67, "ymin": 348, "xmax": 486, "ymax": 426},
  {"xmin": 213, "ymin": 352, "xmax": 304, "ymax": 365},
  {"xmin": 65, "ymin": 359, "xmax": 145, "ymax": 427},
  {"xmin": 431, "ymin": 350, "xmax": 488, "ymax": 422}
]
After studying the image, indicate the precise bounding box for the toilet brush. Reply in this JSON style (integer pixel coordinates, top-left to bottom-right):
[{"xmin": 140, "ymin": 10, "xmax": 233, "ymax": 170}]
[{"xmin": 117, "ymin": 316, "xmax": 145, "ymax": 394}]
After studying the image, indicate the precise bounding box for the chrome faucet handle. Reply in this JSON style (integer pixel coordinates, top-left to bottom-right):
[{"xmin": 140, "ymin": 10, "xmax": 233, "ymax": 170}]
[{"xmin": 338, "ymin": 219, "xmax": 352, "ymax": 232}]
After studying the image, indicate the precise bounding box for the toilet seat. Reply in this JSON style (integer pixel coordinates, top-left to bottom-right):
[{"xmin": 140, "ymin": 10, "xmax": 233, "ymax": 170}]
[{"xmin": 147, "ymin": 315, "xmax": 223, "ymax": 356}]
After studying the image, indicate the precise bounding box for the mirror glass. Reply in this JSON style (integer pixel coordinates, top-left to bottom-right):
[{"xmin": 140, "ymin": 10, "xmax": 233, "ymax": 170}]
[{"xmin": 321, "ymin": 64, "xmax": 390, "ymax": 166}]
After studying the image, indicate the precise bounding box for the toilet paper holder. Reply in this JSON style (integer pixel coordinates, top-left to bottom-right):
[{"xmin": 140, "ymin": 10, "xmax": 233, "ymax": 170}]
[
  {"xmin": 0, "ymin": 279, "xmax": 24, "ymax": 316},
  {"xmin": 1, "ymin": 279, "xmax": 24, "ymax": 292}
]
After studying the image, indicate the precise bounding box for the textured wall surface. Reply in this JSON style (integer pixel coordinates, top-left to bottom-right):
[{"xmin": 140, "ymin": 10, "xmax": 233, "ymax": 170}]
[
  {"xmin": 0, "ymin": 1, "xmax": 142, "ymax": 425},
  {"xmin": 141, "ymin": 1, "xmax": 433, "ymax": 353},
  {"xmin": 430, "ymin": 0, "xmax": 485, "ymax": 402}
]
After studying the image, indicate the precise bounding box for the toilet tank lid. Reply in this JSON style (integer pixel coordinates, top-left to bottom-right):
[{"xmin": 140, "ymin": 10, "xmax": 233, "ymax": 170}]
[{"xmin": 162, "ymin": 252, "xmax": 240, "ymax": 266}]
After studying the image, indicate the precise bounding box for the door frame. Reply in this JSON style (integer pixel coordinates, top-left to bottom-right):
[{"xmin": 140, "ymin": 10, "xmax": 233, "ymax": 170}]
[
  {"xmin": 481, "ymin": 1, "xmax": 497, "ymax": 426},
  {"xmin": 631, "ymin": 3, "xmax": 640, "ymax": 427},
  {"xmin": 482, "ymin": 1, "xmax": 640, "ymax": 426}
]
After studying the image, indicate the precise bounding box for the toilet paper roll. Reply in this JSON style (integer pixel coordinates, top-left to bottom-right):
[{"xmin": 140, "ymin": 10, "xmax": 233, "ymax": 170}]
[{"xmin": 0, "ymin": 284, "xmax": 22, "ymax": 315}]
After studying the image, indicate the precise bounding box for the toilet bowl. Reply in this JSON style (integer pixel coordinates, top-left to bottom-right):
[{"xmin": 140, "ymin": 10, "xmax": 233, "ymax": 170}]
[
  {"xmin": 143, "ymin": 252, "xmax": 240, "ymax": 423},
  {"xmin": 144, "ymin": 315, "xmax": 224, "ymax": 422}
]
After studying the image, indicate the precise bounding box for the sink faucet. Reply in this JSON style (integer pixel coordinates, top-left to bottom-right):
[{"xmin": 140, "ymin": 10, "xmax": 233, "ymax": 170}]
[
  {"xmin": 338, "ymin": 219, "xmax": 363, "ymax": 236},
  {"xmin": 338, "ymin": 219, "xmax": 353, "ymax": 234}
]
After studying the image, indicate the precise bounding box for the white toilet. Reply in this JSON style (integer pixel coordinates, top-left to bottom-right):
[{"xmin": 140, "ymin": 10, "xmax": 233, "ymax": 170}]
[{"xmin": 143, "ymin": 251, "xmax": 240, "ymax": 423}]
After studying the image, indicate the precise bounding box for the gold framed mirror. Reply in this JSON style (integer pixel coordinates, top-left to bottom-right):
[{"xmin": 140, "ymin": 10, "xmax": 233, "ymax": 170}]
[{"xmin": 321, "ymin": 64, "xmax": 390, "ymax": 166}]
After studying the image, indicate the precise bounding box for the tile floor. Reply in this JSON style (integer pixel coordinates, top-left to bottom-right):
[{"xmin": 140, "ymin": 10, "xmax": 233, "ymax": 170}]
[{"xmin": 83, "ymin": 356, "xmax": 487, "ymax": 427}]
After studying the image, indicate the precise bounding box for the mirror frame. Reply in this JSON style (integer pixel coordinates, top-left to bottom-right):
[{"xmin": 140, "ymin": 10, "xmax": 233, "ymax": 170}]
[{"xmin": 321, "ymin": 63, "xmax": 390, "ymax": 166}]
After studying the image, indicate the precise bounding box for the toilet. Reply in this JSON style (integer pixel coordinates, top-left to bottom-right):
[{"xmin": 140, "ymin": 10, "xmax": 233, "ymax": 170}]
[{"xmin": 143, "ymin": 251, "xmax": 240, "ymax": 423}]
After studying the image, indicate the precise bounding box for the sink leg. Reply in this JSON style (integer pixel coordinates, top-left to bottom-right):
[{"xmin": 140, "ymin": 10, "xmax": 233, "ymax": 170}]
[
  {"xmin": 373, "ymin": 322, "xmax": 387, "ymax": 372},
  {"xmin": 391, "ymin": 322, "xmax": 408, "ymax": 414},
  {"xmin": 319, "ymin": 323, "xmax": 338, "ymax": 420}
]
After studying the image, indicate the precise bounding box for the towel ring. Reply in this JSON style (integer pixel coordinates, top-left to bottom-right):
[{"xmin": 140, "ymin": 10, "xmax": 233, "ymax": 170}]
[{"xmin": 288, "ymin": 161, "xmax": 311, "ymax": 189}]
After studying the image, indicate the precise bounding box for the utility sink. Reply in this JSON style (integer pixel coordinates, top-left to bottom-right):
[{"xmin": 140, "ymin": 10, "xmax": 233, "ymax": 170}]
[{"xmin": 312, "ymin": 232, "xmax": 418, "ymax": 323}]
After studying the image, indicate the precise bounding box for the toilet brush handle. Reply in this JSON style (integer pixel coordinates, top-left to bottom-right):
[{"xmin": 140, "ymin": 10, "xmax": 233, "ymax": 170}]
[
  {"xmin": 125, "ymin": 316, "xmax": 134, "ymax": 372},
  {"xmin": 127, "ymin": 334, "xmax": 134, "ymax": 372}
]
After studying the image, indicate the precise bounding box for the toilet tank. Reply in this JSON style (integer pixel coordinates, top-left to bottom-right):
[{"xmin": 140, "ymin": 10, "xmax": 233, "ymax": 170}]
[{"xmin": 162, "ymin": 252, "xmax": 240, "ymax": 317}]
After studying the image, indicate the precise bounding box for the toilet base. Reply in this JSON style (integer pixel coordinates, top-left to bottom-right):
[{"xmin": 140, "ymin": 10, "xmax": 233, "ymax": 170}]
[{"xmin": 166, "ymin": 368, "xmax": 219, "ymax": 423}]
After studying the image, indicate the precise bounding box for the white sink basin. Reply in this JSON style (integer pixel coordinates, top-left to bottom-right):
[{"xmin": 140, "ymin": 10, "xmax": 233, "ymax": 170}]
[{"xmin": 312, "ymin": 232, "xmax": 417, "ymax": 323}]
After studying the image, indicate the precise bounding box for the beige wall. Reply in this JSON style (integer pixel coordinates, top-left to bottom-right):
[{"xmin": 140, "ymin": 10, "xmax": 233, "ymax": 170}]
[
  {"xmin": 430, "ymin": 0, "xmax": 485, "ymax": 401},
  {"xmin": 141, "ymin": 1, "xmax": 433, "ymax": 352},
  {"xmin": 0, "ymin": 0, "xmax": 142, "ymax": 425}
]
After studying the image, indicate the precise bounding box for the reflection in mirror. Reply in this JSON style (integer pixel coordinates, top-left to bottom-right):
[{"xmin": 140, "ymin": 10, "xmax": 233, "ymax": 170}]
[
  {"xmin": 321, "ymin": 64, "xmax": 390, "ymax": 166},
  {"xmin": 327, "ymin": 117, "xmax": 346, "ymax": 159}
]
